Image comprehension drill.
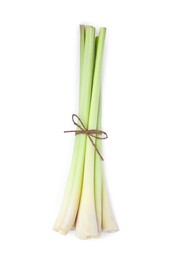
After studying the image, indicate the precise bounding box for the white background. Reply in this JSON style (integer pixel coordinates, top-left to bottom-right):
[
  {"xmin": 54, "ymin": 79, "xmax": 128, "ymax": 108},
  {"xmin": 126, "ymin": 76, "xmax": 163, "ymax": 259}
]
[{"xmin": 0, "ymin": 0, "xmax": 181, "ymax": 259}]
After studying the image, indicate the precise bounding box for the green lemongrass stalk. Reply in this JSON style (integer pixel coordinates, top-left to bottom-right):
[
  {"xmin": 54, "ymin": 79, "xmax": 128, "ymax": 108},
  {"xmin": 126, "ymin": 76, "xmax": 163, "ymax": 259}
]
[
  {"xmin": 76, "ymin": 28, "xmax": 106, "ymax": 239},
  {"xmin": 71, "ymin": 25, "xmax": 85, "ymax": 232},
  {"xmin": 95, "ymin": 95, "xmax": 119, "ymax": 233},
  {"xmin": 53, "ymin": 26, "xmax": 95, "ymax": 233},
  {"xmin": 94, "ymin": 36, "xmax": 102, "ymax": 233},
  {"xmin": 53, "ymin": 25, "xmax": 85, "ymax": 233},
  {"xmin": 94, "ymin": 95, "xmax": 103, "ymax": 233},
  {"xmin": 94, "ymin": 36, "xmax": 118, "ymax": 234},
  {"xmin": 80, "ymin": 25, "xmax": 85, "ymax": 86},
  {"xmin": 95, "ymin": 96, "xmax": 119, "ymax": 233}
]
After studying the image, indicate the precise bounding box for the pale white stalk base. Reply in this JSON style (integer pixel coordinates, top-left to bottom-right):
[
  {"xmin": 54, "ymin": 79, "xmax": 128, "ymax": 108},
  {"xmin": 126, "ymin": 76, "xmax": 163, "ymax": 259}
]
[
  {"xmin": 76, "ymin": 234, "xmax": 99, "ymax": 240},
  {"xmin": 58, "ymin": 228, "xmax": 68, "ymax": 235},
  {"xmin": 102, "ymin": 179, "xmax": 119, "ymax": 232},
  {"xmin": 53, "ymin": 133, "xmax": 87, "ymax": 234},
  {"xmin": 53, "ymin": 138, "xmax": 80, "ymax": 232}
]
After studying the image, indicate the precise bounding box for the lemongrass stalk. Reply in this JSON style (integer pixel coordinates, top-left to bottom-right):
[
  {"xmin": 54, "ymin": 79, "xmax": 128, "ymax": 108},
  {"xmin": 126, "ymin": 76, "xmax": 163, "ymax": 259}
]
[
  {"xmin": 58, "ymin": 26, "xmax": 95, "ymax": 233},
  {"xmin": 95, "ymin": 95, "xmax": 119, "ymax": 233},
  {"xmin": 94, "ymin": 36, "xmax": 102, "ymax": 233},
  {"xmin": 95, "ymin": 94, "xmax": 119, "ymax": 233},
  {"xmin": 54, "ymin": 26, "xmax": 95, "ymax": 233},
  {"xmin": 94, "ymin": 94, "xmax": 103, "ymax": 233},
  {"xmin": 71, "ymin": 26, "xmax": 85, "ymax": 232},
  {"xmin": 76, "ymin": 28, "xmax": 106, "ymax": 239},
  {"xmin": 80, "ymin": 25, "xmax": 85, "ymax": 86},
  {"xmin": 53, "ymin": 25, "xmax": 85, "ymax": 233},
  {"xmin": 94, "ymin": 38, "xmax": 118, "ymax": 234}
]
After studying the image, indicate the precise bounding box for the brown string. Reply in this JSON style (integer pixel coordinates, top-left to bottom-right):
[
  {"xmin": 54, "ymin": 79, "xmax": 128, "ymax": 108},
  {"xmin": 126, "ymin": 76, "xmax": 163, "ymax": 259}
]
[{"xmin": 64, "ymin": 114, "xmax": 108, "ymax": 161}]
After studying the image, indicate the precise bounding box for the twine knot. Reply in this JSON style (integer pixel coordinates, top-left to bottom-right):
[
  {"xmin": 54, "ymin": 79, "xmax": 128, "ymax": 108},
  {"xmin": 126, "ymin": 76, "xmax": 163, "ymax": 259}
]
[{"xmin": 64, "ymin": 114, "xmax": 108, "ymax": 160}]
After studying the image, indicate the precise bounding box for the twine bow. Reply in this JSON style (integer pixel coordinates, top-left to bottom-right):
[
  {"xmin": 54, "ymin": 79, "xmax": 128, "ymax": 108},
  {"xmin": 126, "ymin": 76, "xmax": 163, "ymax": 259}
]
[{"xmin": 64, "ymin": 114, "xmax": 108, "ymax": 161}]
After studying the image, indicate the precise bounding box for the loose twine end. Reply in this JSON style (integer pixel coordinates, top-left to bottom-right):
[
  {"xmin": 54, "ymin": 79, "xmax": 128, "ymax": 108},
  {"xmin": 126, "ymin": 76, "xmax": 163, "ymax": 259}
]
[{"xmin": 64, "ymin": 114, "xmax": 108, "ymax": 161}]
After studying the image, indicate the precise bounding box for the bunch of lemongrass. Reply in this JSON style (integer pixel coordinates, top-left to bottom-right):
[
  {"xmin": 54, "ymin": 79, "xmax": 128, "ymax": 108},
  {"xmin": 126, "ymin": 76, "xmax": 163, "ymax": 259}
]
[{"xmin": 53, "ymin": 25, "xmax": 119, "ymax": 239}]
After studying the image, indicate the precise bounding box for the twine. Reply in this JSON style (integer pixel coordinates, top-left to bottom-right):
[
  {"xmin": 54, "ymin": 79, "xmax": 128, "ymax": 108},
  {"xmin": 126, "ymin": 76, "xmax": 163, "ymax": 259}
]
[{"xmin": 64, "ymin": 114, "xmax": 108, "ymax": 160}]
